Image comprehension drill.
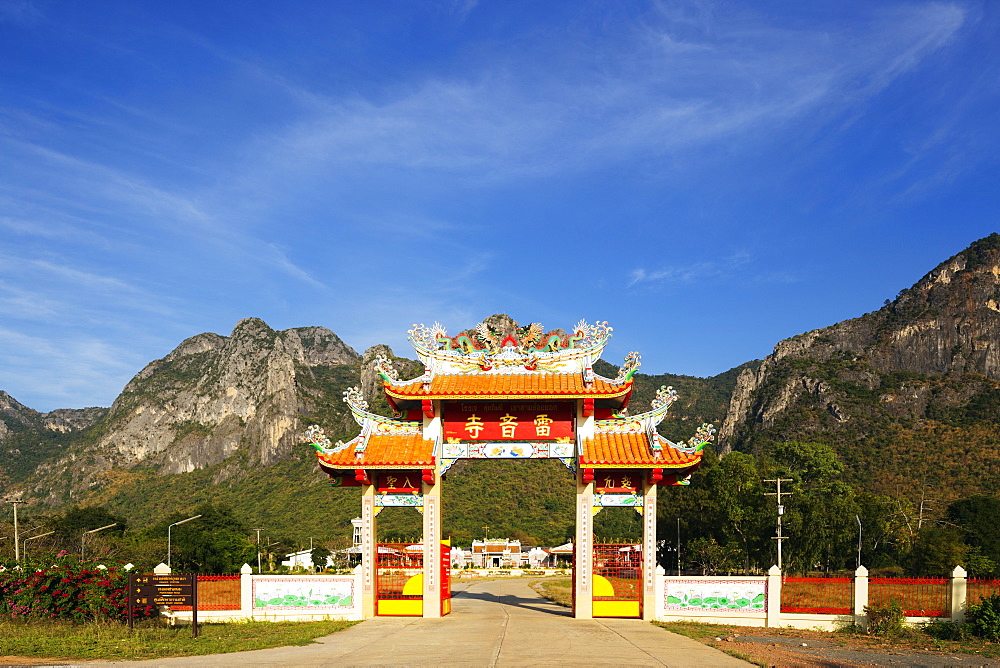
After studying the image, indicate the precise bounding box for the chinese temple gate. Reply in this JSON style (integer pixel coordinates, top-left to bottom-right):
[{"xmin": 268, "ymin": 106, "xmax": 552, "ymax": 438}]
[{"xmin": 306, "ymin": 319, "xmax": 712, "ymax": 620}]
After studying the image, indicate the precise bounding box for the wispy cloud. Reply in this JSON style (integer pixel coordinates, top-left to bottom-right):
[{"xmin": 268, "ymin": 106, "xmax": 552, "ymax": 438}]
[
  {"xmin": 628, "ymin": 253, "xmax": 752, "ymax": 287},
  {"xmin": 265, "ymin": 244, "xmax": 325, "ymax": 288},
  {"xmin": 221, "ymin": 2, "xmax": 966, "ymax": 205},
  {"xmin": 0, "ymin": 252, "xmax": 175, "ymax": 322},
  {"xmin": 0, "ymin": 1, "xmax": 986, "ymax": 408},
  {"xmin": 0, "ymin": 0, "xmax": 42, "ymax": 25},
  {"xmin": 449, "ymin": 0, "xmax": 479, "ymax": 21},
  {"xmin": 0, "ymin": 326, "xmax": 147, "ymax": 410}
]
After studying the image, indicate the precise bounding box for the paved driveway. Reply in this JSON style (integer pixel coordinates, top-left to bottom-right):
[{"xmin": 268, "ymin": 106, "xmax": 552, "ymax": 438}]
[{"xmin": 110, "ymin": 578, "xmax": 751, "ymax": 667}]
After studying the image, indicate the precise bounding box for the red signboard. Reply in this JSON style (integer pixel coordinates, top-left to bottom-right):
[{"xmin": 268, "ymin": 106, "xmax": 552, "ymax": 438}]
[
  {"xmin": 376, "ymin": 470, "xmax": 422, "ymax": 494},
  {"xmin": 595, "ymin": 469, "xmax": 640, "ymax": 493},
  {"xmin": 442, "ymin": 401, "xmax": 574, "ymax": 441}
]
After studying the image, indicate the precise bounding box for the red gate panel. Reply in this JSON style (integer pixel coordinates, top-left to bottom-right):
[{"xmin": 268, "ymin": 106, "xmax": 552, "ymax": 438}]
[
  {"xmin": 593, "ymin": 543, "xmax": 641, "ymax": 617},
  {"xmin": 376, "ymin": 543, "xmax": 423, "ymax": 616}
]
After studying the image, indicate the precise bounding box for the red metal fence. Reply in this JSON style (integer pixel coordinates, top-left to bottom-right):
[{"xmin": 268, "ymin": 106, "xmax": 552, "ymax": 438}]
[
  {"xmin": 170, "ymin": 574, "xmax": 241, "ymax": 611},
  {"xmin": 869, "ymin": 578, "xmax": 949, "ymax": 617},
  {"xmin": 376, "ymin": 543, "xmax": 423, "ymax": 601},
  {"xmin": 780, "ymin": 577, "xmax": 852, "ymax": 614},
  {"xmin": 967, "ymin": 579, "xmax": 1000, "ymax": 607},
  {"xmin": 592, "ymin": 543, "xmax": 641, "ymax": 603}
]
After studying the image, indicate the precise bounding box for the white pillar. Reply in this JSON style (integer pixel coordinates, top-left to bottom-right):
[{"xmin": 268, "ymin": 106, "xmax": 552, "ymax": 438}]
[
  {"xmin": 653, "ymin": 564, "xmax": 666, "ymax": 621},
  {"xmin": 853, "ymin": 565, "xmax": 869, "ymax": 631},
  {"xmin": 361, "ymin": 483, "xmax": 377, "ymax": 619},
  {"xmin": 951, "ymin": 565, "xmax": 968, "ymax": 623},
  {"xmin": 574, "ymin": 471, "xmax": 594, "ymax": 619},
  {"xmin": 240, "ymin": 563, "xmax": 254, "ymax": 619},
  {"xmin": 766, "ymin": 565, "xmax": 781, "ymax": 627},
  {"xmin": 422, "ymin": 472, "xmax": 442, "ymax": 618},
  {"xmin": 642, "ymin": 477, "xmax": 658, "ymax": 621}
]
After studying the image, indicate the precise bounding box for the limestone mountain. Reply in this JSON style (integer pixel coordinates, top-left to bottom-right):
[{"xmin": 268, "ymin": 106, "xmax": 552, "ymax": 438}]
[
  {"xmin": 7, "ymin": 318, "xmax": 361, "ymax": 505},
  {"xmin": 719, "ymin": 233, "xmax": 1000, "ymax": 499},
  {"xmin": 1, "ymin": 391, "xmax": 107, "ymax": 486},
  {"xmin": 0, "ymin": 315, "xmax": 739, "ymax": 543}
]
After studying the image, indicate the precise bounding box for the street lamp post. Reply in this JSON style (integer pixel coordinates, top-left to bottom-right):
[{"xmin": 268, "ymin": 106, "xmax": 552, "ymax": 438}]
[
  {"xmin": 676, "ymin": 517, "xmax": 682, "ymax": 576},
  {"xmin": 81, "ymin": 523, "xmax": 117, "ymax": 562},
  {"xmin": 167, "ymin": 515, "xmax": 202, "ymax": 568},
  {"xmin": 9, "ymin": 497, "xmax": 25, "ymax": 563},
  {"xmin": 24, "ymin": 530, "xmax": 55, "ymax": 561},
  {"xmin": 856, "ymin": 514, "xmax": 862, "ymax": 569}
]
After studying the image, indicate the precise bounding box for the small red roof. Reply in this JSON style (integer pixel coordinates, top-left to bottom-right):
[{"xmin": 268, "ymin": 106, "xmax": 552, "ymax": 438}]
[
  {"xmin": 580, "ymin": 432, "xmax": 700, "ymax": 468},
  {"xmin": 316, "ymin": 433, "xmax": 434, "ymax": 469}
]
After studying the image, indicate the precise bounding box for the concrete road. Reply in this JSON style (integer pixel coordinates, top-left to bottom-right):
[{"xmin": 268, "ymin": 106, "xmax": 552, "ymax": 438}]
[{"xmin": 109, "ymin": 579, "xmax": 751, "ymax": 667}]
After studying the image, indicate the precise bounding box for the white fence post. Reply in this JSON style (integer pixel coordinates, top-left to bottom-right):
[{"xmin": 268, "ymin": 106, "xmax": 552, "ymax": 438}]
[
  {"xmin": 240, "ymin": 563, "xmax": 254, "ymax": 620},
  {"xmin": 653, "ymin": 565, "xmax": 665, "ymax": 620},
  {"xmin": 951, "ymin": 565, "xmax": 967, "ymax": 624},
  {"xmin": 853, "ymin": 566, "xmax": 869, "ymax": 630},
  {"xmin": 766, "ymin": 565, "xmax": 781, "ymax": 627}
]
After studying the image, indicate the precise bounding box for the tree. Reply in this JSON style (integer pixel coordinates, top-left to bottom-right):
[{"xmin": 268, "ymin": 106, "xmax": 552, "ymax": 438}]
[
  {"xmin": 705, "ymin": 451, "xmax": 768, "ymax": 571},
  {"xmin": 908, "ymin": 525, "xmax": 968, "ymax": 576},
  {"xmin": 947, "ymin": 495, "xmax": 1000, "ymax": 573},
  {"xmin": 769, "ymin": 441, "xmax": 845, "ymax": 489},
  {"xmin": 855, "ymin": 492, "xmax": 912, "ymax": 569},
  {"xmin": 167, "ymin": 503, "xmax": 255, "ymax": 573},
  {"xmin": 52, "ymin": 506, "xmax": 127, "ymax": 557},
  {"xmin": 310, "ymin": 546, "xmax": 332, "ymax": 572},
  {"xmin": 657, "ymin": 447, "xmax": 721, "ymax": 567},
  {"xmin": 686, "ymin": 537, "xmax": 740, "ymax": 575}
]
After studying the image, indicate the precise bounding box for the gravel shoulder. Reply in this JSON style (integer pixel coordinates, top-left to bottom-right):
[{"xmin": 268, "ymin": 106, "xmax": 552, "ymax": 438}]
[{"xmin": 670, "ymin": 625, "xmax": 1000, "ymax": 667}]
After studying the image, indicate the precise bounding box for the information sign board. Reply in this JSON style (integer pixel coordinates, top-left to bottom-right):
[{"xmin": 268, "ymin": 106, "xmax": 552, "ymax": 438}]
[
  {"xmin": 129, "ymin": 573, "xmax": 198, "ymax": 636},
  {"xmin": 131, "ymin": 573, "xmax": 195, "ymax": 606}
]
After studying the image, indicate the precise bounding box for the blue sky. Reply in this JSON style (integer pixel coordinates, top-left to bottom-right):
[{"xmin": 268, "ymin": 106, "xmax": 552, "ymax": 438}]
[{"xmin": 1, "ymin": 1, "xmax": 998, "ymax": 412}]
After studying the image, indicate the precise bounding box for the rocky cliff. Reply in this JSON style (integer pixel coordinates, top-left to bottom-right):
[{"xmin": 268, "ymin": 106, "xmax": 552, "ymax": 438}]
[
  {"xmin": 718, "ymin": 234, "xmax": 1000, "ymax": 495},
  {"xmin": 14, "ymin": 318, "xmax": 360, "ymax": 504}
]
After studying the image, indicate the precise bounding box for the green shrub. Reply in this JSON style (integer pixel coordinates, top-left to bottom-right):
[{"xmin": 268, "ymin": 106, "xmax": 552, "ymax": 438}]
[
  {"xmin": 865, "ymin": 600, "xmax": 905, "ymax": 637},
  {"xmin": 967, "ymin": 594, "xmax": 1000, "ymax": 642},
  {"xmin": 922, "ymin": 618, "xmax": 970, "ymax": 641}
]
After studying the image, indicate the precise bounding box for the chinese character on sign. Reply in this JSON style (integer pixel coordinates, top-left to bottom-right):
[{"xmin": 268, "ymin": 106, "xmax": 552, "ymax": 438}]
[
  {"xmin": 465, "ymin": 414, "xmax": 484, "ymax": 438},
  {"xmin": 534, "ymin": 414, "xmax": 553, "ymax": 437},
  {"xmin": 499, "ymin": 413, "xmax": 519, "ymax": 438},
  {"xmin": 386, "ymin": 475, "xmax": 398, "ymax": 488},
  {"xmin": 603, "ymin": 476, "xmax": 615, "ymax": 489},
  {"xmin": 621, "ymin": 475, "xmax": 635, "ymax": 490}
]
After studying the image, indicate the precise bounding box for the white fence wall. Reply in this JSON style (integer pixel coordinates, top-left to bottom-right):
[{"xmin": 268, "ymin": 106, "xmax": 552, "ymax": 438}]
[
  {"xmin": 160, "ymin": 564, "xmax": 363, "ymax": 623},
  {"xmin": 653, "ymin": 565, "xmax": 970, "ymax": 631}
]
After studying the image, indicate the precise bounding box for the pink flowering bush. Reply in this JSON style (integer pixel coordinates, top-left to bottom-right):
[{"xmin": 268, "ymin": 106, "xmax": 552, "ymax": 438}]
[{"xmin": 0, "ymin": 553, "xmax": 156, "ymax": 623}]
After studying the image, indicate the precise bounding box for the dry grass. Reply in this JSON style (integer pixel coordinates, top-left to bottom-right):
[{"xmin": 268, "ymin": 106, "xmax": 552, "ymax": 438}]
[
  {"xmin": 530, "ymin": 577, "xmax": 573, "ymax": 607},
  {"xmin": 0, "ymin": 617, "xmax": 356, "ymax": 661}
]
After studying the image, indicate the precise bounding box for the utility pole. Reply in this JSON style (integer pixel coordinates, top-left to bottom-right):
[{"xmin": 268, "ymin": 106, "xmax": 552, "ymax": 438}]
[
  {"xmin": 764, "ymin": 478, "xmax": 793, "ymax": 571},
  {"xmin": 482, "ymin": 526, "xmax": 489, "ymax": 541},
  {"xmin": 676, "ymin": 517, "xmax": 681, "ymax": 577},
  {"xmin": 253, "ymin": 528, "xmax": 263, "ymax": 573},
  {"xmin": 9, "ymin": 497, "xmax": 25, "ymax": 563}
]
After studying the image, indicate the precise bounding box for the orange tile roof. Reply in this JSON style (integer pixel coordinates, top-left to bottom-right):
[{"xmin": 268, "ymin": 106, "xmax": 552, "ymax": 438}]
[
  {"xmin": 316, "ymin": 433, "xmax": 434, "ymax": 468},
  {"xmin": 580, "ymin": 432, "xmax": 701, "ymax": 468},
  {"xmin": 385, "ymin": 374, "xmax": 630, "ymax": 400}
]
